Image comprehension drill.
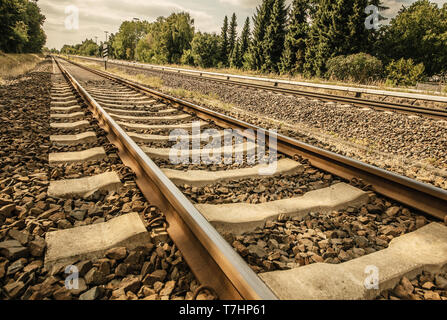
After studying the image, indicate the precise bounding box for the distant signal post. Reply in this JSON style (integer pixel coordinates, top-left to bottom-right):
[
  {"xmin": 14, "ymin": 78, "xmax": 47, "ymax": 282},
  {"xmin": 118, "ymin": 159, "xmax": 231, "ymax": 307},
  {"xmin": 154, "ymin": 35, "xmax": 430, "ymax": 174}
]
[{"xmin": 103, "ymin": 44, "xmax": 108, "ymax": 70}]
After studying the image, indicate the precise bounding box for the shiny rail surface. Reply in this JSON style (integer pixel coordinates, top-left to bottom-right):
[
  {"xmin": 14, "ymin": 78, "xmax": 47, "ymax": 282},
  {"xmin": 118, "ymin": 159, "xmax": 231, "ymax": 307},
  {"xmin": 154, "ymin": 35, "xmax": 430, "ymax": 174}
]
[
  {"xmin": 53, "ymin": 57, "xmax": 278, "ymax": 300},
  {"xmin": 58, "ymin": 56, "xmax": 447, "ymax": 222}
]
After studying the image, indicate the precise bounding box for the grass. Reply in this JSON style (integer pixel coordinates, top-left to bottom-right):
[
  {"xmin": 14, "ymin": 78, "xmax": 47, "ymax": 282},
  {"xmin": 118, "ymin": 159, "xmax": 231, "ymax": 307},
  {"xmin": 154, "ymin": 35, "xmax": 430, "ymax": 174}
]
[
  {"xmin": 0, "ymin": 52, "xmax": 44, "ymax": 82},
  {"xmin": 69, "ymin": 57, "xmax": 165, "ymax": 90}
]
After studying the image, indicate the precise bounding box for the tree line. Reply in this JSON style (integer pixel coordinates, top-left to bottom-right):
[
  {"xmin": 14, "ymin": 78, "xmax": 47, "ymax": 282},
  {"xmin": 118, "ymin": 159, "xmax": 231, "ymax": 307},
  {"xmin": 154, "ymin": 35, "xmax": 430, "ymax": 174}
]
[
  {"xmin": 61, "ymin": 0, "xmax": 447, "ymax": 85},
  {"xmin": 0, "ymin": 0, "xmax": 46, "ymax": 53}
]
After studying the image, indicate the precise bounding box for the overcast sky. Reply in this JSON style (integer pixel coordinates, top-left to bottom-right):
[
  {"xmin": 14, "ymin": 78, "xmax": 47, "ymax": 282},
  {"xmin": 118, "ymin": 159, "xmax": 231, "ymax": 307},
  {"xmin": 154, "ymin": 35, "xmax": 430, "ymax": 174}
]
[{"xmin": 39, "ymin": 0, "xmax": 446, "ymax": 50}]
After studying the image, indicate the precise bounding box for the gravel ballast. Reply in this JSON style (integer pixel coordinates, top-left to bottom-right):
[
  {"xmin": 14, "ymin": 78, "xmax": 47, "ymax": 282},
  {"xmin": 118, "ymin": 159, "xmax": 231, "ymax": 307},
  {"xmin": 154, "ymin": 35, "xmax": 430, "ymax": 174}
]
[
  {"xmin": 0, "ymin": 59, "xmax": 215, "ymax": 300},
  {"xmin": 96, "ymin": 62, "xmax": 447, "ymax": 190}
]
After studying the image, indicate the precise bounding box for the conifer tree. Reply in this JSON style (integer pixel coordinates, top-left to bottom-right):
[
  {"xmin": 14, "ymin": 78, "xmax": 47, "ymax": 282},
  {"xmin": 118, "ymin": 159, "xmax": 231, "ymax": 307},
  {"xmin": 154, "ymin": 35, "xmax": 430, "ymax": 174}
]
[
  {"xmin": 279, "ymin": 0, "xmax": 310, "ymax": 74},
  {"xmin": 262, "ymin": 0, "xmax": 288, "ymax": 73},
  {"xmin": 240, "ymin": 17, "xmax": 251, "ymax": 55},
  {"xmin": 248, "ymin": 0, "xmax": 275, "ymax": 70},
  {"xmin": 230, "ymin": 40, "xmax": 242, "ymax": 68},
  {"xmin": 220, "ymin": 15, "xmax": 229, "ymax": 66},
  {"xmin": 303, "ymin": 0, "xmax": 370, "ymax": 77},
  {"xmin": 228, "ymin": 13, "xmax": 238, "ymax": 58}
]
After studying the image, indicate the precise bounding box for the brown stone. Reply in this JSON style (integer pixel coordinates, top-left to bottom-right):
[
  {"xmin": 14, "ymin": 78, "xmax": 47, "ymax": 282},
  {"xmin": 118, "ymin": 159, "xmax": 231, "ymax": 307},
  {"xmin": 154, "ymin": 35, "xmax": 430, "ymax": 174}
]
[
  {"xmin": 120, "ymin": 276, "xmax": 141, "ymax": 294},
  {"xmin": 28, "ymin": 236, "xmax": 46, "ymax": 257},
  {"xmin": 415, "ymin": 216, "xmax": 427, "ymax": 229},
  {"xmin": 0, "ymin": 204, "xmax": 16, "ymax": 217},
  {"xmin": 159, "ymin": 280, "xmax": 175, "ymax": 296},
  {"xmin": 142, "ymin": 269, "xmax": 167, "ymax": 286},
  {"xmin": 105, "ymin": 247, "xmax": 127, "ymax": 260},
  {"xmin": 53, "ymin": 287, "xmax": 72, "ymax": 300},
  {"xmin": 76, "ymin": 260, "xmax": 93, "ymax": 277},
  {"xmin": 84, "ymin": 267, "xmax": 107, "ymax": 285},
  {"xmin": 400, "ymin": 277, "xmax": 414, "ymax": 294},
  {"xmin": 4, "ymin": 281, "xmax": 26, "ymax": 299},
  {"xmin": 0, "ymin": 240, "xmax": 29, "ymax": 260},
  {"xmin": 435, "ymin": 275, "xmax": 447, "ymax": 290},
  {"xmin": 422, "ymin": 281, "xmax": 435, "ymax": 290},
  {"xmin": 424, "ymin": 291, "xmax": 441, "ymax": 300},
  {"xmin": 49, "ymin": 211, "xmax": 65, "ymax": 222},
  {"xmin": 115, "ymin": 263, "xmax": 128, "ymax": 277},
  {"xmin": 98, "ymin": 259, "xmax": 111, "ymax": 276},
  {"xmin": 385, "ymin": 206, "xmax": 400, "ymax": 217},
  {"xmin": 8, "ymin": 229, "xmax": 30, "ymax": 246},
  {"xmin": 392, "ymin": 284, "xmax": 411, "ymax": 299}
]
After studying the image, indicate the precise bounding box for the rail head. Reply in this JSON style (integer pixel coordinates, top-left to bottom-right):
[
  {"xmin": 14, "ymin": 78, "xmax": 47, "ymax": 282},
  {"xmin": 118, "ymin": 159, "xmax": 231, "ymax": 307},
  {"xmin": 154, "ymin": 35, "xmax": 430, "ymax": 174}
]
[{"xmin": 53, "ymin": 57, "xmax": 278, "ymax": 300}]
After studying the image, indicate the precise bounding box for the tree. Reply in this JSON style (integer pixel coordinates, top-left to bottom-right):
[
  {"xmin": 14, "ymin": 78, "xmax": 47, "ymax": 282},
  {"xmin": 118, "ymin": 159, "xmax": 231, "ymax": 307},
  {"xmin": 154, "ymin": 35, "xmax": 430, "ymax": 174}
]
[
  {"xmin": 304, "ymin": 0, "xmax": 370, "ymax": 77},
  {"xmin": 219, "ymin": 16, "xmax": 229, "ymax": 66},
  {"xmin": 385, "ymin": 58, "xmax": 425, "ymax": 86},
  {"xmin": 228, "ymin": 13, "xmax": 238, "ymax": 59},
  {"xmin": 78, "ymin": 39, "xmax": 99, "ymax": 56},
  {"xmin": 135, "ymin": 13, "xmax": 194, "ymax": 64},
  {"xmin": 22, "ymin": 0, "xmax": 46, "ymax": 53},
  {"xmin": 0, "ymin": 0, "xmax": 46, "ymax": 53},
  {"xmin": 377, "ymin": 0, "xmax": 447, "ymax": 76},
  {"xmin": 248, "ymin": 0, "xmax": 275, "ymax": 70},
  {"xmin": 262, "ymin": 0, "xmax": 288, "ymax": 72},
  {"xmin": 107, "ymin": 33, "xmax": 116, "ymax": 58},
  {"xmin": 190, "ymin": 32, "xmax": 220, "ymax": 68},
  {"xmin": 279, "ymin": 0, "xmax": 309, "ymax": 74},
  {"xmin": 135, "ymin": 17, "xmax": 168, "ymax": 63},
  {"xmin": 240, "ymin": 17, "xmax": 251, "ymax": 56},
  {"xmin": 163, "ymin": 12, "xmax": 195, "ymax": 63},
  {"xmin": 61, "ymin": 44, "xmax": 77, "ymax": 55},
  {"xmin": 112, "ymin": 20, "xmax": 151, "ymax": 60},
  {"xmin": 230, "ymin": 40, "xmax": 242, "ymax": 68}
]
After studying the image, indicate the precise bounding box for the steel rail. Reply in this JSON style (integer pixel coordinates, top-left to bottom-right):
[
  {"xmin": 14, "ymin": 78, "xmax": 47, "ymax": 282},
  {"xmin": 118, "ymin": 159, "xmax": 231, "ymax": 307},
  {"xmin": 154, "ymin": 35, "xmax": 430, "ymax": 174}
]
[
  {"xmin": 71, "ymin": 55, "xmax": 447, "ymax": 103},
  {"xmin": 60, "ymin": 57, "xmax": 447, "ymax": 221},
  {"xmin": 53, "ymin": 57, "xmax": 278, "ymax": 300},
  {"xmin": 69, "ymin": 55, "xmax": 447, "ymax": 119}
]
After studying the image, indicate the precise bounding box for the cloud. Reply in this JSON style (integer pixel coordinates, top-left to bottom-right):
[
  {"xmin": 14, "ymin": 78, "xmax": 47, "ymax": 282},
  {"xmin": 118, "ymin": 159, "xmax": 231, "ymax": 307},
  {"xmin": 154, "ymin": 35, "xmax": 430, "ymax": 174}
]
[
  {"xmin": 380, "ymin": 0, "xmax": 446, "ymax": 22},
  {"xmin": 39, "ymin": 0, "xmax": 215, "ymax": 49},
  {"xmin": 219, "ymin": 0, "xmax": 262, "ymax": 8}
]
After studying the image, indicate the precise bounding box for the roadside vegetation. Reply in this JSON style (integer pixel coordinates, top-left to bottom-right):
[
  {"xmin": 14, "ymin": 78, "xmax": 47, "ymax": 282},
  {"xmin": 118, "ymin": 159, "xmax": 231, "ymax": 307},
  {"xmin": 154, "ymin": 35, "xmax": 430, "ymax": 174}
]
[
  {"xmin": 0, "ymin": 0, "xmax": 46, "ymax": 54},
  {"xmin": 0, "ymin": 52, "xmax": 43, "ymax": 82},
  {"xmin": 59, "ymin": 0, "xmax": 447, "ymax": 89},
  {"xmin": 0, "ymin": 0, "xmax": 47, "ymax": 81}
]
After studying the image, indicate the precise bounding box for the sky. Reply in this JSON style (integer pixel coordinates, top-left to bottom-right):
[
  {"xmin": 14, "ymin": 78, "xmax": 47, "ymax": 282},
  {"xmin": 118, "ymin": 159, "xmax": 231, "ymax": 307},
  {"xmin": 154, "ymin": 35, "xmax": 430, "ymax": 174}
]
[{"xmin": 39, "ymin": 0, "xmax": 447, "ymax": 50}]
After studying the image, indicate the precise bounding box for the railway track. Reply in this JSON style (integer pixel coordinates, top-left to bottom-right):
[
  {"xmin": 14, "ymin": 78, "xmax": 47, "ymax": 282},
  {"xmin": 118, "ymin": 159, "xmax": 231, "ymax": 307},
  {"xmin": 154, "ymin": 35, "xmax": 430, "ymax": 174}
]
[
  {"xmin": 46, "ymin": 56, "xmax": 447, "ymax": 300},
  {"xmin": 21, "ymin": 61, "xmax": 217, "ymax": 300},
  {"xmin": 69, "ymin": 55, "xmax": 447, "ymax": 120}
]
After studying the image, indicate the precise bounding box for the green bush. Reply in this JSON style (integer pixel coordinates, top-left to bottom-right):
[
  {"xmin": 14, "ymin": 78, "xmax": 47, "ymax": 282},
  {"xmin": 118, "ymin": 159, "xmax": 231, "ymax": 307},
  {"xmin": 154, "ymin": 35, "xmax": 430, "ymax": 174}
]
[
  {"xmin": 180, "ymin": 49, "xmax": 195, "ymax": 66},
  {"xmin": 385, "ymin": 58, "xmax": 425, "ymax": 86},
  {"xmin": 326, "ymin": 53, "xmax": 383, "ymax": 83}
]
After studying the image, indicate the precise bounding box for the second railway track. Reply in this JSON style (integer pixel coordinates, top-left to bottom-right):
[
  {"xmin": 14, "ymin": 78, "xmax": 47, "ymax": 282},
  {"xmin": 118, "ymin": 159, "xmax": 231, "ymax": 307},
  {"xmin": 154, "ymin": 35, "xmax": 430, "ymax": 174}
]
[
  {"xmin": 52, "ymin": 56, "xmax": 447, "ymax": 300},
  {"xmin": 69, "ymin": 55, "xmax": 447, "ymax": 120}
]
